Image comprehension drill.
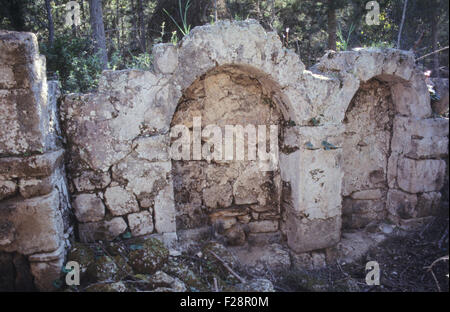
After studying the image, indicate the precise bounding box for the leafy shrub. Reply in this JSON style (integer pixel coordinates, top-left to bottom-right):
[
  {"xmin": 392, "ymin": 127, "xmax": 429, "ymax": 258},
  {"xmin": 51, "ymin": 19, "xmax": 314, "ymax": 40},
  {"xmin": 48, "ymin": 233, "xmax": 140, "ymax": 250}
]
[
  {"xmin": 40, "ymin": 33, "xmax": 103, "ymax": 94},
  {"xmin": 127, "ymin": 52, "xmax": 153, "ymax": 70}
]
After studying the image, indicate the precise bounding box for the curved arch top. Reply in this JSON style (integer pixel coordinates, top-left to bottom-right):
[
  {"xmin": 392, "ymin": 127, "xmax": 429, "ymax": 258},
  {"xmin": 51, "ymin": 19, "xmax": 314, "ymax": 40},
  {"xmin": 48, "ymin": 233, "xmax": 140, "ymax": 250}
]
[
  {"xmin": 152, "ymin": 19, "xmax": 307, "ymax": 126},
  {"xmin": 149, "ymin": 20, "xmax": 432, "ymax": 128}
]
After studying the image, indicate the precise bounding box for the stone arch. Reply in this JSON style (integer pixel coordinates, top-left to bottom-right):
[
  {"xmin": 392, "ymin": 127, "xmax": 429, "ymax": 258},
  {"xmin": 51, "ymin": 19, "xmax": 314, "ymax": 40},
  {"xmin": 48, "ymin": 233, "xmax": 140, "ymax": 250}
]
[
  {"xmin": 58, "ymin": 20, "xmax": 448, "ymax": 257},
  {"xmin": 315, "ymin": 48, "xmax": 447, "ymax": 230},
  {"xmin": 340, "ymin": 77, "xmax": 397, "ymax": 228},
  {"xmin": 3, "ymin": 21, "xmax": 449, "ymax": 291},
  {"xmin": 151, "ymin": 21, "xmax": 349, "ymax": 252},
  {"xmin": 152, "ymin": 19, "xmax": 307, "ymax": 128},
  {"xmin": 313, "ymin": 48, "xmax": 432, "ymax": 121},
  {"xmin": 169, "ymin": 63, "xmax": 287, "ymax": 246}
]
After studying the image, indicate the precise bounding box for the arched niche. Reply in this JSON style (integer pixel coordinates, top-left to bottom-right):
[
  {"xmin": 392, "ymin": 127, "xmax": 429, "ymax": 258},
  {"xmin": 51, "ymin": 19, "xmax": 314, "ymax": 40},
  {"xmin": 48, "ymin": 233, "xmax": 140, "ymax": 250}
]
[{"xmin": 169, "ymin": 64, "xmax": 287, "ymax": 246}]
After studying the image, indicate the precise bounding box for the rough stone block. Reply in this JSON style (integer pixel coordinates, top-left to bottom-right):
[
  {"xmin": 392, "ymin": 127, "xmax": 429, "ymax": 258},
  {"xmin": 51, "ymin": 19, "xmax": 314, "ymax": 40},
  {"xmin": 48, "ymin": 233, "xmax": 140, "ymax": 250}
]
[
  {"xmin": 73, "ymin": 170, "xmax": 111, "ymax": 192},
  {"xmin": 248, "ymin": 220, "xmax": 279, "ymax": 233},
  {"xmin": 152, "ymin": 43, "xmax": 178, "ymax": 75},
  {"xmin": 0, "ymin": 149, "xmax": 64, "ymax": 179},
  {"xmin": 0, "ymin": 89, "xmax": 48, "ymax": 155},
  {"xmin": 203, "ymin": 183, "xmax": 233, "ymax": 208},
  {"xmin": 73, "ymin": 193, "xmax": 105, "ymax": 223},
  {"xmin": 247, "ymin": 232, "xmax": 282, "ymax": 246},
  {"xmin": 350, "ymin": 189, "xmax": 384, "ymax": 200},
  {"xmin": 128, "ymin": 211, "xmax": 154, "ymax": 236},
  {"xmin": 391, "ymin": 79, "xmax": 431, "ymax": 119},
  {"xmin": 387, "ymin": 153, "xmax": 399, "ymax": 189},
  {"xmin": 0, "ymin": 189, "xmax": 63, "ymax": 255},
  {"xmin": 133, "ymin": 135, "xmax": 170, "ymax": 162},
  {"xmin": 154, "ymin": 184, "xmax": 177, "ymax": 233},
  {"xmin": 386, "ymin": 189, "xmax": 418, "ymax": 221},
  {"xmin": 0, "ymin": 64, "xmax": 15, "ymax": 89},
  {"xmin": 232, "ymin": 164, "xmax": 270, "ymax": 206},
  {"xmin": 0, "ymin": 180, "xmax": 17, "ymax": 200},
  {"xmin": 0, "ymin": 31, "xmax": 40, "ymax": 66},
  {"xmin": 18, "ymin": 174, "xmax": 55, "ymax": 198},
  {"xmin": 416, "ymin": 192, "xmax": 442, "ymax": 217},
  {"xmin": 78, "ymin": 217, "xmax": 127, "ymax": 242},
  {"xmin": 397, "ymin": 158, "xmax": 446, "ymax": 193},
  {"xmin": 342, "ymin": 198, "xmax": 385, "ymax": 229},
  {"xmin": 285, "ymin": 214, "xmax": 341, "ymax": 253},
  {"xmin": 29, "ymin": 256, "xmax": 64, "ymax": 291},
  {"xmin": 392, "ymin": 116, "xmax": 449, "ymax": 157},
  {"xmin": 104, "ymin": 186, "xmax": 139, "ymax": 216},
  {"xmin": 407, "ymin": 136, "xmax": 448, "ymax": 159},
  {"xmin": 28, "ymin": 243, "xmax": 65, "ymax": 262},
  {"xmin": 280, "ymin": 146, "xmax": 343, "ymax": 220},
  {"xmin": 113, "ymin": 158, "xmax": 172, "ymax": 198}
]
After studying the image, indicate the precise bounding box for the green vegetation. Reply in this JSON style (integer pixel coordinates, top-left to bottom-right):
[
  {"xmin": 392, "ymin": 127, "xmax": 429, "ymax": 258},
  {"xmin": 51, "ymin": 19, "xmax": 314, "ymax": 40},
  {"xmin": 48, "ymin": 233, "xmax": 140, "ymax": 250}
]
[
  {"xmin": 1, "ymin": 0, "xmax": 448, "ymax": 94},
  {"xmin": 164, "ymin": 0, "xmax": 192, "ymax": 36}
]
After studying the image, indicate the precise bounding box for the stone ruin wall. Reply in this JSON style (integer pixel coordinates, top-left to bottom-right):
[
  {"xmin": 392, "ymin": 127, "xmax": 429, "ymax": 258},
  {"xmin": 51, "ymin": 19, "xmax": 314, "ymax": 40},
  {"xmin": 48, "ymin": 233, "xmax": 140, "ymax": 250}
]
[
  {"xmin": 341, "ymin": 78, "xmax": 448, "ymax": 230},
  {"xmin": 0, "ymin": 31, "xmax": 71, "ymax": 291},
  {"xmin": 172, "ymin": 66, "xmax": 284, "ymax": 246},
  {"xmin": 0, "ymin": 20, "xmax": 449, "ymax": 291}
]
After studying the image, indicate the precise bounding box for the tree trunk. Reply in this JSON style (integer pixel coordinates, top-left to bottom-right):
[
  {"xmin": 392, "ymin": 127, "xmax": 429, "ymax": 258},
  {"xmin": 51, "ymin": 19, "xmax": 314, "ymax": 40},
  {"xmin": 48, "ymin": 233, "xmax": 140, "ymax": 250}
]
[
  {"xmin": 88, "ymin": 0, "xmax": 108, "ymax": 69},
  {"xmin": 214, "ymin": 0, "xmax": 218, "ymax": 22},
  {"xmin": 7, "ymin": 0, "xmax": 26, "ymax": 31},
  {"xmin": 397, "ymin": 0, "xmax": 408, "ymax": 49},
  {"xmin": 327, "ymin": 0, "xmax": 337, "ymax": 51},
  {"xmin": 116, "ymin": 0, "xmax": 120, "ymax": 51},
  {"xmin": 431, "ymin": 3, "xmax": 440, "ymax": 77},
  {"xmin": 45, "ymin": 0, "xmax": 54, "ymax": 48},
  {"xmin": 138, "ymin": 0, "xmax": 146, "ymax": 52},
  {"xmin": 130, "ymin": 0, "xmax": 138, "ymax": 50}
]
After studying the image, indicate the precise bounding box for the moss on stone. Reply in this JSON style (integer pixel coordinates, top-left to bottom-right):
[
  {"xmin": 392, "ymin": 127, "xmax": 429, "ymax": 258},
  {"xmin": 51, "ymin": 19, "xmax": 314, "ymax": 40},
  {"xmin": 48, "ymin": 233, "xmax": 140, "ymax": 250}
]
[{"xmin": 128, "ymin": 237, "xmax": 169, "ymax": 274}]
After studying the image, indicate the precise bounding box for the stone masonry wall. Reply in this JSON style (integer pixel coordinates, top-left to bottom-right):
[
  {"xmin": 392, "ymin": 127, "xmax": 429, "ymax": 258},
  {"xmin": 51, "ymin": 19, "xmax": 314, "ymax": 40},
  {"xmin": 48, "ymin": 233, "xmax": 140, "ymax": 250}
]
[
  {"xmin": 0, "ymin": 31, "xmax": 71, "ymax": 291},
  {"xmin": 59, "ymin": 20, "xmax": 349, "ymax": 254},
  {"xmin": 315, "ymin": 49, "xmax": 449, "ymax": 232},
  {"xmin": 171, "ymin": 66, "xmax": 283, "ymax": 246},
  {"xmin": 59, "ymin": 20, "xmax": 448, "ymax": 255},
  {"xmin": 341, "ymin": 79, "xmax": 395, "ymax": 228},
  {"xmin": 1, "ymin": 21, "xmax": 448, "ymax": 289}
]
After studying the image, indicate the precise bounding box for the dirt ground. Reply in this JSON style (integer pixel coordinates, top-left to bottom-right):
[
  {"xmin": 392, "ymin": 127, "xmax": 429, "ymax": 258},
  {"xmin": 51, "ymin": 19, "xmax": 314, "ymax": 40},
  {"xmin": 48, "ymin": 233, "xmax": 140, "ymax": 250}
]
[
  {"xmin": 271, "ymin": 210, "xmax": 449, "ymax": 292},
  {"xmin": 59, "ymin": 206, "xmax": 449, "ymax": 293}
]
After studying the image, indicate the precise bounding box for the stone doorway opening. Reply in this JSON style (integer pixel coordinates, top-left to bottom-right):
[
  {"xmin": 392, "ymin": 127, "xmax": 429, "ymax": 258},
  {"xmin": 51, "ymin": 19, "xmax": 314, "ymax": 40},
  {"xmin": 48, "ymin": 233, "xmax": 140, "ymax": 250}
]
[
  {"xmin": 170, "ymin": 65, "xmax": 286, "ymax": 246},
  {"xmin": 341, "ymin": 78, "xmax": 396, "ymax": 229}
]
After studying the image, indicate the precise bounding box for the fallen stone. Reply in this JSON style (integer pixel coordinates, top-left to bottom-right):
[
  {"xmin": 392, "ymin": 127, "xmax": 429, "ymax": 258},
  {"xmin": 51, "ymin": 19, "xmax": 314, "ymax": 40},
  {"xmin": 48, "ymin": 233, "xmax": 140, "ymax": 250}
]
[
  {"xmin": 235, "ymin": 278, "xmax": 274, "ymax": 292},
  {"xmin": 149, "ymin": 271, "xmax": 186, "ymax": 292},
  {"xmin": 128, "ymin": 238, "xmax": 169, "ymax": 274}
]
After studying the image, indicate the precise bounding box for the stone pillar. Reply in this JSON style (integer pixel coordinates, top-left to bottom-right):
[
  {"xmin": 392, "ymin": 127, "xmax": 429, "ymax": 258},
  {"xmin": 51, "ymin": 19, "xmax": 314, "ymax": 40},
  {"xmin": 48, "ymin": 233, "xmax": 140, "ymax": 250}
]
[
  {"xmin": 280, "ymin": 124, "xmax": 344, "ymax": 253},
  {"xmin": 0, "ymin": 31, "xmax": 71, "ymax": 291},
  {"xmin": 387, "ymin": 115, "xmax": 449, "ymax": 226}
]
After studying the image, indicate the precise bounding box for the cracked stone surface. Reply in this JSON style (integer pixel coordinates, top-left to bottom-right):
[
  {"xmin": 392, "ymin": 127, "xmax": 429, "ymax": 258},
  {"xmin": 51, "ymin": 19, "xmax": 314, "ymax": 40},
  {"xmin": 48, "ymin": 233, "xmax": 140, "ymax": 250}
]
[{"xmin": 46, "ymin": 21, "xmax": 450, "ymax": 257}]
